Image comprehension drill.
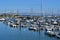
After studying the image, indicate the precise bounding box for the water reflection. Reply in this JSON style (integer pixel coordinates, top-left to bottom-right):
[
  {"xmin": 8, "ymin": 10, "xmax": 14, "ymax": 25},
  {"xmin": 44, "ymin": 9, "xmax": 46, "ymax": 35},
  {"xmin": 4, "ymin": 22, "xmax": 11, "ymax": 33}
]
[{"xmin": 0, "ymin": 22, "xmax": 60, "ymax": 40}]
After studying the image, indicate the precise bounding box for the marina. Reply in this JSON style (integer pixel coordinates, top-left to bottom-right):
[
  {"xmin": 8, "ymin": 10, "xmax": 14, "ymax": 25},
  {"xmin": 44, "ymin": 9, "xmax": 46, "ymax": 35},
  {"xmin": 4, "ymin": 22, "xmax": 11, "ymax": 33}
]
[
  {"xmin": 0, "ymin": 14, "xmax": 60, "ymax": 40},
  {"xmin": 0, "ymin": 0, "xmax": 60, "ymax": 40}
]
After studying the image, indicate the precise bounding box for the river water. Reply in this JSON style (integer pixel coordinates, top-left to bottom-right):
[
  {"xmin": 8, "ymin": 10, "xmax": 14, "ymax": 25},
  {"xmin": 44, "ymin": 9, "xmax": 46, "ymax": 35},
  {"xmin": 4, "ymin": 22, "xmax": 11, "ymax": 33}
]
[{"xmin": 0, "ymin": 22, "xmax": 60, "ymax": 40}]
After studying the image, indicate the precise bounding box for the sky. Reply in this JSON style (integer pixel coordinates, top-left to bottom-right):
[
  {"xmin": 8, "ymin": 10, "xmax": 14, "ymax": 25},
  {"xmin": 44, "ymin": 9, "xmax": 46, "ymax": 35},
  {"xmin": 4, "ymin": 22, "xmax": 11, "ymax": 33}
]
[{"xmin": 0, "ymin": 0, "xmax": 60, "ymax": 15}]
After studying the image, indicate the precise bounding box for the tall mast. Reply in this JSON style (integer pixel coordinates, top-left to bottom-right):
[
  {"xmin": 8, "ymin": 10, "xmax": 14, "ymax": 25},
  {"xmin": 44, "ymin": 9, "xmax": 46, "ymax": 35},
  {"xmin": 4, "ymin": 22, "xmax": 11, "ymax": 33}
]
[
  {"xmin": 57, "ymin": 9, "xmax": 59, "ymax": 17},
  {"xmin": 51, "ymin": 8, "xmax": 53, "ymax": 17},
  {"xmin": 30, "ymin": 8, "xmax": 33, "ymax": 17},
  {"xmin": 41, "ymin": 0, "xmax": 43, "ymax": 17},
  {"xmin": 16, "ymin": 9, "xmax": 19, "ymax": 16}
]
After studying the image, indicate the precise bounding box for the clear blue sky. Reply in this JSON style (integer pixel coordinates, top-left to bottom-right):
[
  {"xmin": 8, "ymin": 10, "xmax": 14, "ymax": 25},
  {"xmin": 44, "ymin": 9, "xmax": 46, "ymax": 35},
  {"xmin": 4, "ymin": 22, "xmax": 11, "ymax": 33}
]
[{"xmin": 0, "ymin": 0, "xmax": 60, "ymax": 15}]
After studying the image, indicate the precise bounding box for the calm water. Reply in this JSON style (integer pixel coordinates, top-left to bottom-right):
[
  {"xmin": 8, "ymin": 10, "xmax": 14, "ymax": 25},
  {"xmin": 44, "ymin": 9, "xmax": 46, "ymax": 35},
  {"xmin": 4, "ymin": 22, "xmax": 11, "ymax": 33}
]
[{"xmin": 0, "ymin": 23, "xmax": 60, "ymax": 40}]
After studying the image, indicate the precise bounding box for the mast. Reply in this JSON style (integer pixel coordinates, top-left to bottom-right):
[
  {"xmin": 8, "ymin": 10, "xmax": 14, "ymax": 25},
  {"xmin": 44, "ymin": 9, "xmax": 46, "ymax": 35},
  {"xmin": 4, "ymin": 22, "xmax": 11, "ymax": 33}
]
[
  {"xmin": 51, "ymin": 8, "xmax": 54, "ymax": 17},
  {"xmin": 30, "ymin": 8, "xmax": 33, "ymax": 17},
  {"xmin": 41, "ymin": 0, "xmax": 43, "ymax": 17},
  {"xmin": 16, "ymin": 9, "xmax": 19, "ymax": 16},
  {"xmin": 57, "ymin": 9, "xmax": 59, "ymax": 17}
]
